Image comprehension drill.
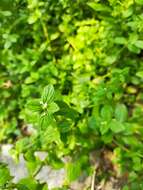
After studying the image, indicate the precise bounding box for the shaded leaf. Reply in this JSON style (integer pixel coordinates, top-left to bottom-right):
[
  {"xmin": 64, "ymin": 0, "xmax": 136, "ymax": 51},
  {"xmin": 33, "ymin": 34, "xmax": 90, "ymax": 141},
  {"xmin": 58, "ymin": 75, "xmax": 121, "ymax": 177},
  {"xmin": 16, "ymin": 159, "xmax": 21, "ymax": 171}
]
[
  {"xmin": 109, "ymin": 119, "xmax": 125, "ymax": 133},
  {"xmin": 101, "ymin": 104, "xmax": 113, "ymax": 121},
  {"xmin": 115, "ymin": 103, "xmax": 128, "ymax": 122}
]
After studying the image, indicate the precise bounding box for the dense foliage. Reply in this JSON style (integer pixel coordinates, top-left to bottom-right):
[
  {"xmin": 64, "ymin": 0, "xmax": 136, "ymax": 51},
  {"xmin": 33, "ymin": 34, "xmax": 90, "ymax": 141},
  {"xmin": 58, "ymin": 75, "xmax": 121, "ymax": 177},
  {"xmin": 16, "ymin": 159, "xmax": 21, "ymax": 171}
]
[{"xmin": 1, "ymin": 0, "xmax": 143, "ymax": 189}]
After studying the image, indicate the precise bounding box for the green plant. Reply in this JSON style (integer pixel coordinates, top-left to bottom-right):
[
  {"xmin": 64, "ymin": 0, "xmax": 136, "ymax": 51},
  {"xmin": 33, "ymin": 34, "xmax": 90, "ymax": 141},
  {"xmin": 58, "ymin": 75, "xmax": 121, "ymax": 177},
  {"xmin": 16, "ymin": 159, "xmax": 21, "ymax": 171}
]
[{"xmin": 1, "ymin": 0, "xmax": 143, "ymax": 189}]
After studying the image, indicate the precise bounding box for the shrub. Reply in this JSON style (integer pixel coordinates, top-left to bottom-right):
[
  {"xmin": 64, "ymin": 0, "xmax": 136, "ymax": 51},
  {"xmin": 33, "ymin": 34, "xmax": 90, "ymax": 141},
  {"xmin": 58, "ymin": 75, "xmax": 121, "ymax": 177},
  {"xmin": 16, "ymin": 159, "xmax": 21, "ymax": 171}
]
[{"xmin": 1, "ymin": 0, "xmax": 143, "ymax": 189}]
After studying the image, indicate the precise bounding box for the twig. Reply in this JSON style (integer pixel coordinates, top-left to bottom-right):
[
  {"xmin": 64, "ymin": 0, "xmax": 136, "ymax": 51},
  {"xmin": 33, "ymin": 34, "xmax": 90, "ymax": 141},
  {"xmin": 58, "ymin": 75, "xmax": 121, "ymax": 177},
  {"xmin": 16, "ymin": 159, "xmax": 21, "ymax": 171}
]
[
  {"xmin": 33, "ymin": 163, "xmax": 43, "ymax": 177},
  {"xmin": 91, "ymin": 169, "xmax": 96, "ymax": 190}
]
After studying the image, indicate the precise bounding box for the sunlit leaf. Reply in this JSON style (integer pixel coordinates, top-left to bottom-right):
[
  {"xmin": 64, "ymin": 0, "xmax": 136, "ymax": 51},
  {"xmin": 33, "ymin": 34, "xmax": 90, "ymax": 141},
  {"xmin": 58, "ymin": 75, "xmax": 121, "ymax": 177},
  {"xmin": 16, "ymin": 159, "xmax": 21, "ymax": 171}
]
[{"xmin": 42, "ymin": 84, "xmax": 55, "ymax": 103}]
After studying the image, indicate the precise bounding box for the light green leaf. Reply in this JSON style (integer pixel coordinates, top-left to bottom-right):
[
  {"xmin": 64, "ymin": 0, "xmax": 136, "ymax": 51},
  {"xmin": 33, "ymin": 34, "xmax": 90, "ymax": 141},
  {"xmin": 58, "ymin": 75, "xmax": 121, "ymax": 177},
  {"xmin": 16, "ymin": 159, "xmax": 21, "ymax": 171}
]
[
  {"xmin": 42, "ymin": 185, "xmax": 48, "ymax": 190},
  {"xmin": 25, "ymin": 73, "xmax": 39, "ymax": 84},
  {"xmin": 26, "ymin": 160, "xmax": 40, "ymax": 175},
  {"xmin": 122, "ymin": 8, "xmax": 133, "ymax": 18},
  {"xmin": 132, "ymin": 156, "xmax": 142, "ymax": 171},
  {"xmin": 48, "ymin": 102, "xmax": 59, "ymax": 113},
  {"xmin": 101, "ymin": 133, "xmax": 113, "ymax": 143},
  {"xmin": 100, "ymin": 121, "xmax": 110, "ymax": 135},
  {"xmin": 136, "ymin": 71, "xmax": 143, "ymax": 78},
  {"xmin": 122, "ymin": 185, "xmax": 129, "ymax": 190},
  {"xmin": 115, "ymin": 103, "xmax": 128, "ymax": 122},
  {"xmin": 109, "ymin": 119, "xmax": 125, "ymax": 133},
  {"xmin": 87, "ymin": 2, "xmax": 111, "ymax": 12},
  {"xmin": 17, "ymin": 178, "xmax": 38, "ymax": 190},
  {"xmin": 42, "ymin": 84, "xmax": 55, "ymax": 103},
  {"xmin": 114, "ymin": 37, "xmax": 127, "ymax": 44},
  {"xmin": 0, "ymin": 165, "xmax": 12, "ymax": 186},
  {"xmin": 134, "ymin": 40, "xmax": 143, "ymax": 49},
  {"xmin": 135, "ymin": 0, "xmax": 143, "ymax": 5},
  {"xmin": 66, "ymin": 162, "xmax": 81, "ymax": 182},
  {"xmin": 41, "ymin": 125, "xmax": 61, "ymax": 145},
  {"xmin": 105, "ymin": 55, "xmax": 117, "ymax": 64},
  {"xmin": 127, "ymin": 44, "xmax": 140, "ymax": 54},
  {"xmin": 39, "ymin": 113, "xmax": 53, "ymax": 129},
  {"xmin": 27, "ymin": 0, "xmax": 38, "ymax": 9},
  {"xmin": 27, "ymin": 99, "xmax": 41, "ymax": 112},
  {"xmin": 16, "ymin": 138, "xmax": 30, "ymax": 153},
  {"xmin": 28, "ymin": 10, "xmax": 41, "ymax": 24}
]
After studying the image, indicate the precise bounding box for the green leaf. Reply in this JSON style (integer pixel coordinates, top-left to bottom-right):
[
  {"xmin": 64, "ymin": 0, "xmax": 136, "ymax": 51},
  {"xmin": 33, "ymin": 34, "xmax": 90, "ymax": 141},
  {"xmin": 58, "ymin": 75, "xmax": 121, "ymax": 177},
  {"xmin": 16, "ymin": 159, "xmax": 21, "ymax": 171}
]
[
  {"xmin": 25, "ymin": 73, "xmax": 39, "ymax": 84},
  {"xmin": 42, "ymin": 185, "xmax": 48, "ymax": 190},
  {"xmin": 114, "ymin": 37, "xmax": 127, "ymax": 45},
  {"xmin": 28, "ymin": 10, "xmax": 41, "ymax": 24},
  {"xmin": 101, "ymin": 105, "xmax": 113, "ymax": 121},
  {"xmin": 122, "ymin": 185, "xmax": 129, "ymax": 190},
  {"xmin": 40, "ymin": 125, "xmax": 61, "ymax": 145},
  {"xmin": 135, "ymin": 0, "xmax": 143, "ymax": 5},
  {"xmin": 122, "ymin": 136, "xmax": 139, "ymax": 146},
  {"xmin": 26, "ymin": 160, "xmax": 41, "ymax": 176},
  {"xmin": 122, "ymin": 8, "xmax": 133, "ymax": 18},
  {"xmin": 42, "ymin": 84, "xmax": 55, "ymax": 103},
  {"xmin": 105, "ymin": 55, "xmax": 117, "ymax": 64},
  {"xmin": 66, "ymin": 161, "xmax": 81, "ymax": 182},
  {"xmin": 115, "ymin": 103, "xmax": 128, "ymax": 122},
  {"xmin": 109, "ymin": 119, "xmax": 125, "ymax": 133},
  {"xmin": 127, "ymin": 44, "xmax": 140, "ymax": 54},
  {"xmin": 39, "ymin": 113, "xmax": 53, "ymax": 129},
  {"xmin": 88, "ymin": 116, "xmax": 98, "ymax": 131},
  {"xmin": 56, "ymin": 101, "xmax": 79, "ymax": 120},
  {"xmin": 27, "ymin": 99, "xmax": 41, "ymax": 112},
  {"xmin": 87, "ymin": 2, "xmax": 111, "ymax": 12},
  {"xmin": 48, "ymin": 102, "xmax": 59, "ymax": 113},
  {"xmin": 132, "ymin": 156, "xmax": 142, "ymax": 171},
  {"xmin": 101, "ymin": 132, "xmax": 113, "ymax": 143},
  {"xmin": 100, "ymin": 121, "xmax": 110, "ymax": 135},
  {"xmin": 16, "ymin": 138, "xmax": 30, "ymax": 153},
  {"xmin": 17, "ymin": 178, "xmax": 38, "ymax": 190},
  {"xmin": 0, "ymin": 164, "xmax": 12, "ymax": 186},
  {"xmin": 58, "ymin": 120, "xmax": 71, "ymax": 133},
  {"xmin": 136, "ymin": 71, "xmax": 143, "ymax": 78},
  {"xmin": 134, "ymin": 40, "xmax": 143, "ymax": 49}
]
